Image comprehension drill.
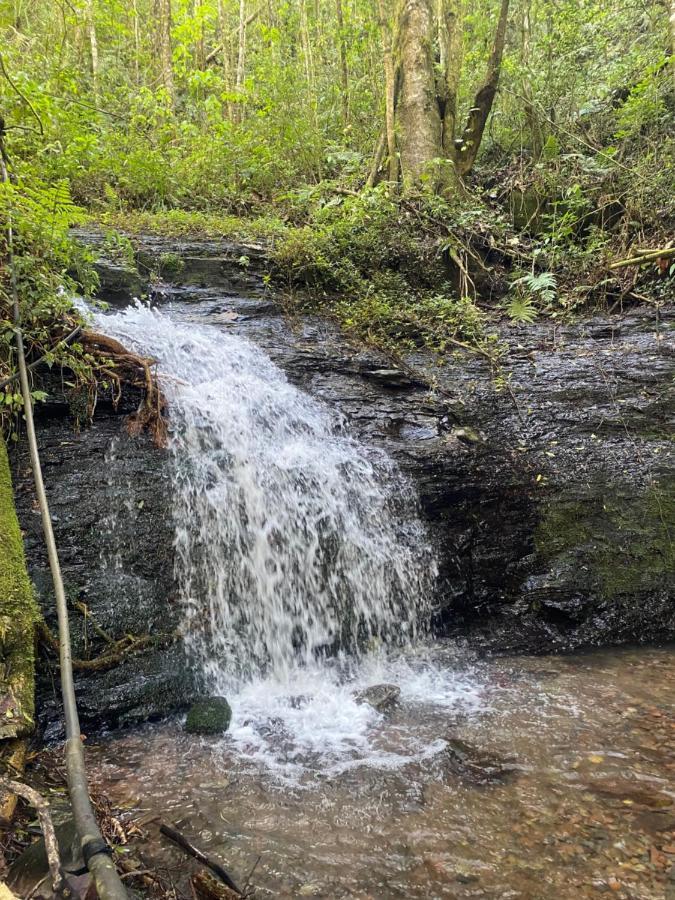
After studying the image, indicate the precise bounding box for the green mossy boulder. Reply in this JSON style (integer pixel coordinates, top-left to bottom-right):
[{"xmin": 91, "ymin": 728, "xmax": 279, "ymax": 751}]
[{"xmin": 185, "ymin": 696, "xmax": 232, "ymax": 735}]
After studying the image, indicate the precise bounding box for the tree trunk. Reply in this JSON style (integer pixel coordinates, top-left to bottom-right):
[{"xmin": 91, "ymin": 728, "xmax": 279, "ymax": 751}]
[
  {"xmin": 85, "ymin": 0, "xmax": 99, "ymax": 99},
  {"xmin": 521, "ymin": 0, "xmax": 542, "ymax": 159},
  {"xmin": 156, "ymin": 0, "xmax": 175, "ymax": 108},
  {"xmin": 396, "ymin": 0, "xmax": 441, "ymax": 187},
  {"xmin": 335, "ymin": 0, "xmax": 350, "ymax": 127},
  {"xmin": 455, "ymin": 0, "xmax": 510, "ymax": 175},
  {"xmin": 376, "ymin": 0, "xmax": 399, "ymax": 183},
  {"xmin": 670, "ymin": 0, "xmax": 675, "ymax": 88},
  {"xmin": 234, "ymin": 0, "xmax": 247, "ymax": 121},
  {"xmin": 440, "ymin": 0, "xmax": 463, "ymax": 157},
  {"xmin": 218, "ymin": 0, "xmax": 232, "ymax": 117}
]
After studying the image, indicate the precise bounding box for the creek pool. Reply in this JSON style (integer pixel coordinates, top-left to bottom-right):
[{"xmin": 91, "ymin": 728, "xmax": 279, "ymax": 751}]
[{"xmin": 87, "ymin": 643, "xmax": 675, "ymax": 899}]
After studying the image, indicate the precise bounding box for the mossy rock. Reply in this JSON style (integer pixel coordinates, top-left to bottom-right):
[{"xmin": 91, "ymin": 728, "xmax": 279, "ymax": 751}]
[
  {"xmin": 185, "ymin": 696, "xmax": 232, "ymax": 735},
  {"xmin": 0, "ymin": 437, "xmax": 38, "ymax": 739}
]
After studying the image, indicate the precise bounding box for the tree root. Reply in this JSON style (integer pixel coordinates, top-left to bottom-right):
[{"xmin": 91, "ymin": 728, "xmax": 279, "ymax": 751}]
[
  {"xmin": 82, "ymin": 330, "xmax": 168, "ymax": 447},
  {"xmin": 38, "ymin": 621, "xmax": 178, "ymax": 672}
]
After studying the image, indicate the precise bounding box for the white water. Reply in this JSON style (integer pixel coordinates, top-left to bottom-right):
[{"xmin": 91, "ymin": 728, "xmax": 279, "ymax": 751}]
[{"xmin": 95, "ymin": 302, "xmax": 483, "ymax": 778}]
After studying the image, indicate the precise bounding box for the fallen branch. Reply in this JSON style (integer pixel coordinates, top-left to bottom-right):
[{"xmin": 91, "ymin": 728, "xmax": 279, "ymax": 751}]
[
  {"xmin": 160, "ymin": 823, "xmax": 243, "ymax": 896},
  {"xmin": 609, "ymin": 247, "xmax": 675, "ymax": 270},
  {"xmin": 192, "ymin": 870, "xmax": 241, "ymax": 900},
  {"xmin": 0, "ymin": 778, "xmax": 64, "ymax": 895}
]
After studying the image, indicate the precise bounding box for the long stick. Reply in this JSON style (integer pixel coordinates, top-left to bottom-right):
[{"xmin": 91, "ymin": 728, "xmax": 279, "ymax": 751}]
[
  {"xmin": 609, "ymin": 247, "xmax": 675, "ymax": 270},
  {"xmin": 160, "ymin": 823, "xmax": 243, "ymax": 896},
  {"xmin": 0, "ymin": 134, "xmax": 128, "ymax": 900}
]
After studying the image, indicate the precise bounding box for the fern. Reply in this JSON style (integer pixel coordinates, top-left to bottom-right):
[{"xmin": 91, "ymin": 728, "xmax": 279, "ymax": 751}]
[
  {"xmin": 516, "ymin": 271, "xmax": 558, "ymax": 305},
  {"xmin": 505, "ymin": 295, "xmax": 538, "ymax": 324}
]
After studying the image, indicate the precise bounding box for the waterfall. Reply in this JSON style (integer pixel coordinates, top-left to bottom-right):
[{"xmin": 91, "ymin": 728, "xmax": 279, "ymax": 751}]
[{"xmin": 96, "ymin": 303, "xmax": 437, "ymax": 696}]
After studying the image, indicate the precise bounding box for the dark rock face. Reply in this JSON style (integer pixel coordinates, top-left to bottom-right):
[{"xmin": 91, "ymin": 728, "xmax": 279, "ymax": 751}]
[{"xmin": 11, "ymin": 229, "xmax": 674, "ymax": 733}]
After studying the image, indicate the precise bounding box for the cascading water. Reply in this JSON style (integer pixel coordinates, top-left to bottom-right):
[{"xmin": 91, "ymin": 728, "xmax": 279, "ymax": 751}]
[{"xmin": 94, "ymin": 302, "xmax": 481, "ymax": 777}]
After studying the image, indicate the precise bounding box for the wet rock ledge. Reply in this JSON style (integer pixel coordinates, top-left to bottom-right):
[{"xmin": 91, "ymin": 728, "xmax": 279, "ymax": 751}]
[{"xmin": 10, "ymin": 229, "xmax": 674, "ymax": 734}]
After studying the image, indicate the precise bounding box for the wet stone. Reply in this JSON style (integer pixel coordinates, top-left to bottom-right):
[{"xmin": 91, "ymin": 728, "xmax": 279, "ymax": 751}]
[
  {"xmin": 354, "ymin": 684, "xmax": 401, "ymax": 713},
  {"xmin": 443, "ymin": 738, "xmax": 518, "ymax": 784}
]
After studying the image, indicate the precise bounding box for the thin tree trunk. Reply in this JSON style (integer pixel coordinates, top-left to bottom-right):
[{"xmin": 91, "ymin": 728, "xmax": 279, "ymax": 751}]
[
  {"xmin": 396, "ymin": 0, "xmax": 442, "ymax": 187},
  {"xmin": 235, "ymin": 0, "xmax": 247, "ymax": 121},
  {"xmin": 521, "ymin": 0, "xmax": 542, "ymax": 159},
  {"xmin": 299, "ymin": 0, "xmax": 316, "ymax": 100},
  {"xmin": 366, "ymin": 129, "xmax": 387, "ymax": 187},
  {"xmin": 157, "ymin": 0, "xmax": 175, "ymax": 108},
  {"xmin": 440, "ymin": 0, "xmax": 463, "ymax": 157},
  {"xmin": 217, "ymin": 0, "xmax": 232, "ymax": 117},
  {"xmin": 132, "ymin": 0, "xmax": 141, "ymax": 84},
  {"xmin": 335, "ymin": 0, "xmax": 350, "ymax": 127},
  {"xmin": 376, "ymin": 0, "xmax": 399, "ymax": 183},
  {"xmin": 85, "ymin": 0, "xmax": 99, "ymax": 99},
  {"xmin": 670, "ymin": 0, "xmax": 675, "ymax": 88},
  {"xmin": 455, "ymin": 0, "xmax": 510, "ymax": 175}
]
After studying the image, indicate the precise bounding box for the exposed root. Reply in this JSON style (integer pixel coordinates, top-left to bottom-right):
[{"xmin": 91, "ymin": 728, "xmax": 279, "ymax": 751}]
[
  {"xmin": 38, "ymin": 620, "xmax": 178, "ymax": 672},
  {"xmin": 82, "ymin": 330, "xmax": 168, "ymax": 447}
]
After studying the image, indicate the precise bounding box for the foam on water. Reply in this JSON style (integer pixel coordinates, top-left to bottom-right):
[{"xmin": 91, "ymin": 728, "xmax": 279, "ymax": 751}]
[{"xmin": 95, "ymin": 301, "xmax": 482, "ymax": 779}]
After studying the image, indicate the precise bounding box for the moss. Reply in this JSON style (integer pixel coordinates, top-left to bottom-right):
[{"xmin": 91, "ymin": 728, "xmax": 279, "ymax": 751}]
[
  {"xmin": 185, "ymin": 696, "xmax": 232, "ymax": 735},
  {"xmin": 0, "ymin": 437, "xmax": 39, "ymax": 739},
  {"xmin": 534, "ymin": 477, "xmax": 674, "ymax": 600}
]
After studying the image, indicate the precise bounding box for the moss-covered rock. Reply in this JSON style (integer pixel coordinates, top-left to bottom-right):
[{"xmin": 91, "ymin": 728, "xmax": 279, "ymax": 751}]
[
  {"xmin": 185, "ymin": 696, "xmax": 232, "ymax": 735},
  {"xmin": 0, "ymin": 437, "xmax": 39, "ymax": 739}
]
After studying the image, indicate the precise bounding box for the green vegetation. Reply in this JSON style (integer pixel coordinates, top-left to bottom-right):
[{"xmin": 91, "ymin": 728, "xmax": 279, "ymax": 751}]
[
  {"xmin": 0, "ymin": 436, "xmax": 38, "ymax": 738},
  {"xmin": 0, "ymin": 0, "xmax": 673, "ymax": 379}
]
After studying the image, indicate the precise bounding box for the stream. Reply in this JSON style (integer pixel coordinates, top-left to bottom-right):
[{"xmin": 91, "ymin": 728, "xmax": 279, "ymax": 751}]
[{"xmin": 88, "ymin": 645, "xmax": 674, "ymax": 899}]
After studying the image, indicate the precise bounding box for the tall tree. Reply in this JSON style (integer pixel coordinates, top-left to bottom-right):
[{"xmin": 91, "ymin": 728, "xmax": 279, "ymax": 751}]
[{"xmin": 373, "ymin": 0, "xmax": 511, "ymax": 193}]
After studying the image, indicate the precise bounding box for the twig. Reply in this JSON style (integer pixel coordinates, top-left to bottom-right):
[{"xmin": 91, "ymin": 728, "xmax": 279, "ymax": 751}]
[{"xmin": 160, "ymin": 823, "xmax": 243, "ymax": 896}]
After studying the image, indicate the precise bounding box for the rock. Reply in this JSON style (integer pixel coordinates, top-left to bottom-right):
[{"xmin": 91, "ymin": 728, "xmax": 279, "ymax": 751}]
[
  {"xmin": 443, "ymin": 738, "xmax": 518, "ymax": 784},
  {"xmin": 8, "ymin": 816, "xmax": 78, "ymax": 896},
  {"xmin": 93, "ymin": 261, "xmax": 146, "ymax": 305},
  {"xmin": 354, "ymin": 683, "xmax": 401, "ymax": 713},
  {"xmin": 185, "ymin": 697, "xmax": 232, "ymax": 735},
  {"xmin": 583, "ymin": 778, "xmax": 673, "ymax": 809}
]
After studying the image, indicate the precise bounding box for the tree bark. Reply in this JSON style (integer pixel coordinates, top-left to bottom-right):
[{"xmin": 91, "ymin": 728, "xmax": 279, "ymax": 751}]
[
  {"xmin": 455, "ymin": 0, "xmax": 510, "ymax": 175},
  {"xmin": 376, "ymin": 0, "xmax": 399, "ymax": 183},
  {"xmin": 396, "ymin": 0, "xmax": 441, "ymax": 187}
]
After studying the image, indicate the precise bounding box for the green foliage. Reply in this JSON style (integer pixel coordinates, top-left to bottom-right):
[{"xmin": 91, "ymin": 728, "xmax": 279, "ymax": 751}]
[
  {"xmin": 0, "ymin": 172, "xmax": 99, "ymax": 425},
  {"xmin": 505, "ymin": 271, "xmax": 557, "ymax": 323}
]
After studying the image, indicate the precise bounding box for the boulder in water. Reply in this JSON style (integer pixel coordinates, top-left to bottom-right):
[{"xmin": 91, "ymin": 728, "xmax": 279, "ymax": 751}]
[
  {"xmin": 185, "ymin": 697, "xmax": 232, "ymax": 735},
  {"xmin": 355, "ymin": 683, "xmax": 401, "ymax": 713}
]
